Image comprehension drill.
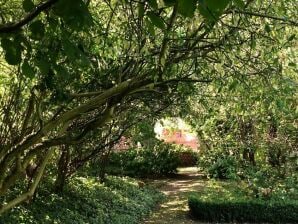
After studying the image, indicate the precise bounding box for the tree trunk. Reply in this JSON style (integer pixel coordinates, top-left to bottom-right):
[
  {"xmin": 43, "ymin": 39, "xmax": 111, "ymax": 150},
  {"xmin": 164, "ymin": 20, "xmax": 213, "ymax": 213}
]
[
  {"xmin": 54, "ymin": 145, "xmax": 70, "ymax": 193},
  {"xmin": 267, "ymin": 115, "xmax": 280, "ymax": 167},
  {"xmin": 98, "ymin": 148, "xmax": 111, "ymax": 183},
  {"xmin": 240, "ymin": 118, "xmax": 256, "ymax": 165},
  {"xmin": 249, "ymin": 150, "xmax": 256, "ymax": 166}
]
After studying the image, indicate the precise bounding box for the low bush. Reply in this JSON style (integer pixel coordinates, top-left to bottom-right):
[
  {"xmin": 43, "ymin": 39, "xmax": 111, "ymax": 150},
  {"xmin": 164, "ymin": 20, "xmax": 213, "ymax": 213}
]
[
  {"xmin": 0, "ymin": 176, "xmax": 164, "ymax": 224},
  {"xmin": 242, "ymin": 166, "xmax": 298, "ymax": 200},
  {"xmin": 188, "ymin": 195, "xmax": 298, "ymax": 223},
  {"xmin": 206, "ymin": 155, "xmax": 238, "ymax": 180},
  {"xmin": 107, "ymin": 142, "xmax": 180, "ymax": 177},
  {"xmin": 197, "ymin": 144, "xmax": 240, "ymax": 180}
]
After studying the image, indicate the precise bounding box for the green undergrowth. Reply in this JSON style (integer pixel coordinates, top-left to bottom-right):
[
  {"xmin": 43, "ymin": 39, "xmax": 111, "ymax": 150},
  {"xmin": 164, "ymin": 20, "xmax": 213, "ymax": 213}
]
[
  {"xmin": 106, "ymin": 144, "xmax": 180, "ymax": 177},
  {"xmin": 0, "ymin": 176, "xmax": 164, "ymax": 224},
  {"xmin": 188, "ymin": 180, "xmax": 298, "ymax": 223}
]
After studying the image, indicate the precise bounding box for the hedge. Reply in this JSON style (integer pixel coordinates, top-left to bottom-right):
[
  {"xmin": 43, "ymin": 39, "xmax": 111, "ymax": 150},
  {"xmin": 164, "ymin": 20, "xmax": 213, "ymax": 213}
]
[{"xmin": 188, "ymin": 196, "xmax": 298, "ymax": 223}]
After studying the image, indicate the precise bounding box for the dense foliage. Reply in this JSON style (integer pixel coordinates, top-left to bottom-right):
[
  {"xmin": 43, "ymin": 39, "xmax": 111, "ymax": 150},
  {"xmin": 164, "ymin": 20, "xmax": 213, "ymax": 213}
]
[
  {"xmin": 0, "ymin": 0, "xmax": 297, "ymax": 217},
  {"xmin": 0, "ymin": 176, "xmax": 164, "ymax": 224},
  {"xmin": 107, "ymin": 142, "xmax": 180, "ymax": 177}
]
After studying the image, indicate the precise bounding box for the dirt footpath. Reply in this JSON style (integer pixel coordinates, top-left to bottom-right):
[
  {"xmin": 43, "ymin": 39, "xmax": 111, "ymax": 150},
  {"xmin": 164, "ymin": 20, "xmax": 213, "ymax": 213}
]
[{"xmin": 143, "ymin": 167, "xmax": 208, "ymax": 224}]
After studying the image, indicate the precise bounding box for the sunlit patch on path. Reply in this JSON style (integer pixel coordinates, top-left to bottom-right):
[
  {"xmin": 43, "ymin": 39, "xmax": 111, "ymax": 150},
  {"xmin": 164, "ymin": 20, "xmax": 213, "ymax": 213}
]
[{"xmin": 143, "ymin": 167, "xmax": 208, "ymax": 224}]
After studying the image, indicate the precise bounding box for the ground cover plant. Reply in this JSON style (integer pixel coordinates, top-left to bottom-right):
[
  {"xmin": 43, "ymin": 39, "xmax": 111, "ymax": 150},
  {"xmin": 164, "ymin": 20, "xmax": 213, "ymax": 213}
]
[{"xmin": 0, "ymin": 176, "xmax": 164, "ymax": 224}]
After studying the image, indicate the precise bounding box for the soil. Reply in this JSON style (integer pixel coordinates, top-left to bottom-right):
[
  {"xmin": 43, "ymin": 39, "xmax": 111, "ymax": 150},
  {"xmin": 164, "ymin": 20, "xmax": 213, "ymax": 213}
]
[{"xmin": 142, "ymin": 167, "xmax": 209, "ymax": 224}]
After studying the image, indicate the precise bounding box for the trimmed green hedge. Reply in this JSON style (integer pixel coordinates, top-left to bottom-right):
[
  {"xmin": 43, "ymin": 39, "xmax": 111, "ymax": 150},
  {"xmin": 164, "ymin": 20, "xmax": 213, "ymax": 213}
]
[{"xmin": 188, "ymin": 196, "xmax": 298, "ymax": 223}]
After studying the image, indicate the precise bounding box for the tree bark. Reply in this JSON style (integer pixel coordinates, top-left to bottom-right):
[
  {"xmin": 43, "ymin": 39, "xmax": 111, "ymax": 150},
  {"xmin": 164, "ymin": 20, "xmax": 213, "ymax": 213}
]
[
  {"xmin": 0, "ymin": 148, "xmax": 54, "ymax": 215},
  {"xmin": 98, "ymin": 149, "xmax": 111, "ymax": 183},
  {"xmin": 54, "ymin": 145, "xmax": 70, "ymax": 193}
]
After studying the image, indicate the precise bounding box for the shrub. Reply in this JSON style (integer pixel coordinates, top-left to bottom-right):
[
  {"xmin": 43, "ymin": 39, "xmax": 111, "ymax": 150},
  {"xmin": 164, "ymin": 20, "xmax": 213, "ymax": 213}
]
[
  {"xmin": 188, "ymin": 195, "xmax": 298, "ymax": 223},
  {"xmin": 207, "ymin": 156, "xmax": 238, "ymax": 180},
  {"xmin": 108, "ymin": 142, "xmax": 180, "ymax": 177}
]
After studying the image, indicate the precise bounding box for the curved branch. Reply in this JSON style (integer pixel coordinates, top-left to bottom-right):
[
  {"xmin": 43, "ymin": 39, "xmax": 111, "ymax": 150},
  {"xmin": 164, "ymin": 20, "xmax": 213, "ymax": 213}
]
[
  {"xmin": 158, "ymin": 78, "xmax": 212, "ymax": 85},
  {"xmin": 0, "ymin": 148, "xmax": 54, "ymax": 215},
  {"xmin": 158, "ymin": 4, "xmax": 178, "ymax": 75},
  {"xmin": 231, "ymin": 10, "xmax": 298, "ymax": 27},
  {"xmin": 0, "ymin": 0, "xmax": 59, "ymax": 34}
]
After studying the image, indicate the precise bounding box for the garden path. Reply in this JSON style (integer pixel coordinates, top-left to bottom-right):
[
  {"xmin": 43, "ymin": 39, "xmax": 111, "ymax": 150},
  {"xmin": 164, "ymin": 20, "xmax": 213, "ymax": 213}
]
[{"xmin": 143, "ymin": 167, "xmax": 208, "ymax": 224}]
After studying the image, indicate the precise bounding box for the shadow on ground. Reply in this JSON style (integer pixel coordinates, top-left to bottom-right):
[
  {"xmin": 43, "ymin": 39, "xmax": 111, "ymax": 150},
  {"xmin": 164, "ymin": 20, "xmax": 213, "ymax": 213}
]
[{"xmin": 143, "ymin": 167, "xmax": 209, "ymax": 224}]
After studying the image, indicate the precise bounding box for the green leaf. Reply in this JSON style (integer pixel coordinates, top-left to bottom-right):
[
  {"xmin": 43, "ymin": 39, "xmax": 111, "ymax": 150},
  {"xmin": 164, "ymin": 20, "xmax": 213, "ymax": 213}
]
[
  {"xmin": 54, "ymin": 64, "xmax": 70, "ymax": 81},
  {"xmin": 160, "ymin": 57, "xmax": 166, "ymax": 68},
  {"xmin": 22, "ymin": 0, "xmax": 35, "ymax": 12},
  {"xmin": 148, "ymin": 0, "xmax": 158, "ymax": 9},
  {"xmin": 207, "ymin": 0, "xmax": 230, "ymax": 11},
  {"xmin": 62, "ymin": 38, "xmax": 90, "ymax": 66},
  {"xmin": 164, "ymin": 0, "xmax": 177, "ymax": 7},
  {"xmin": 29, "ymin": 20, "xmax": 45, "ymax": 40},
  {"xmin": 4, "ymin": 51, "xmax": 21, "ymax": 65},
  {"xmin": 1, "ymin": 38, "xmax": 12, "ymax": 51},
  {"xmin": 288, "ymin": 34, "xmax": 296, "ymax": 42},
  {"xmin": 138, "ymin": 3, "xmax": 145, "ymax": 19},
  {"xmin": 44, "ymin": 70, "xmax": 55, "ymax": 90},
  {"xmin": 145, "ymin": 18, "xmax": 155, "ymax": 36},
  {"xmin": 36, "ymin": 58, "xmax": 50, "ymax": 75},
  {"xmin": 1, "ymin": 38, "xmax": 22, "ymax": 65},
  {"xmin": 276, "ymin": 99, "xmax": 285, "ymax": 110},
  {"xmin": 199, "ymin": 0, "xmax": 230, "ymax": 22},
  {"xmin": 147, "ymin": 12, "xmax": 165, "ymax": 30},
  {"xmin": 233, "ymin": 0, "xmax": 245, "ymax": 9},
  {"xmin": 228, "ymin": 80, "xmax": 238, "ymax": 91},
  {"xmin": 264, "ymin": 24, "xmax": 271, "ymax": 33},
  {"xmin": 288, "ymin": 62, "xmax": 296, "ymax": 67},
  {"xmin": 63, "ymin": 38, "xmax": 77, "ymax": 60},
  {"xmin": 178, "ymin": 0, "xmax": 196, "ymax": 18},
  {"xmin": 22, "ymin": 61, "xmax": 35, "ymax": 79},
  {"xmin": 54, "ymin": 0, "xmax": 93, "ymax": 30},
  {"xmin": 250, "ymin": 37, "xmax": 256, "ymax": 49}
]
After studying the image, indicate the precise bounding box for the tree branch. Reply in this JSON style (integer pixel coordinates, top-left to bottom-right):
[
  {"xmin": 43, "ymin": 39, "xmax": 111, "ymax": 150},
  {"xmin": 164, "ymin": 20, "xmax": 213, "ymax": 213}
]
[
  {"xmin": 158, "ymin": 78, "xmax": 212, "ymax": 85},
  {"xmin": 158, "ymin": 4, "xmax": 178, "ymax": 75},
  {"xmin": 0, "ymin": 0, "xmax": 59, "ymax": 33},
  {"xmin": 0, "ymin": 148, "xmax": 54, "ymax": 215},
  {"xmin": 232, "ymin": 10, "xmax": 298, "ymax": 26}
]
